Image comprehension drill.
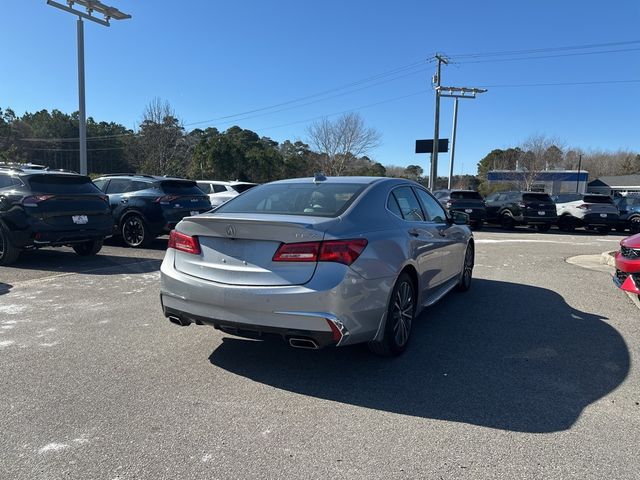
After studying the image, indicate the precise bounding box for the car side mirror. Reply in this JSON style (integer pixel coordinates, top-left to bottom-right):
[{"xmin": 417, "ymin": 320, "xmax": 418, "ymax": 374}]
[{"xmin": 450, "ymin": 211, "xmax": 469, "ymax": 225}]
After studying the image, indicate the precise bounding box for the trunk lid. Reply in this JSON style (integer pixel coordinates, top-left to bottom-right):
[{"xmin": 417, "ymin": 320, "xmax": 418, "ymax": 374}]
[{"xmin": 173, "ymin": 214, "xmax": 334, "ymax": 286}]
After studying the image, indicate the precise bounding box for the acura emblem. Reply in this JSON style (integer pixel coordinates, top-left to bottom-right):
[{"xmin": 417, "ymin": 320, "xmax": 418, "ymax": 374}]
[{"xmin": 225, "ymin": 225, "xmax": 236, "ymax": 237}]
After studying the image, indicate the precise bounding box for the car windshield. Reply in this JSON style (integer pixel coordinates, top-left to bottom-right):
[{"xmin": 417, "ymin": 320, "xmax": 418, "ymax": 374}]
[
  {"xmin": 450, "ymin": 191, "xmax": 482, "ymax": 200},
  {"xmin": 215, "ymin": 182, "xmax": 367, "ymax": 217},
  {"xmin": 27, "ymin": 174, "xmax": 101, "ymax": 194},
  {"xmin": 523, "ymin": 193, "xmax": 552, "ymax": 203},
  {"xmin": 159, "ymin": 180, "xmax": 204, "ymax": 195},
  {"xmin": 584, "ymin": 195, "xmax": 613, "ymax": 204}
]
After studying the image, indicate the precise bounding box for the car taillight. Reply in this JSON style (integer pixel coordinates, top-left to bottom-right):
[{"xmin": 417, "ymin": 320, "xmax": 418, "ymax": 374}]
[
  {"xmin": 273, "ymin": 239, "xmax": 368, "ymax": 266},
  {"xmin": 576, "ymin": 204, "xmax": 589, "ymax": 209},
  {"xmin": 155, "ymin": 195, "xmax": 181, "ymax": 204},
  {"xmin": 168, "ymin": 230, "xmax": 201, "ymax": 255},
  {"xmin": 22, "ymin": 195, "xmax": 54, "ymax": 207}
]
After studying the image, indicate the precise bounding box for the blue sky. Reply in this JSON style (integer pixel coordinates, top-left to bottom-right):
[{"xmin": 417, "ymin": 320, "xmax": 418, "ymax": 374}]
[{"xmin": 1, "ymin": 0, "xmax": 639, "ymax": 175}]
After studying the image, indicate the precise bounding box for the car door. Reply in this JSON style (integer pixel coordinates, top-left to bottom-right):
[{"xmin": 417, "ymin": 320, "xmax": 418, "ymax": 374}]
[
  {"xmin": 485, "ymin": 192, "xmax": 504, "ymax": 221},
  {"xmin": 105, "ymin": 178, "xmax": 131, "ymax": 219},
  {"xmin": 414, "ymin": 187, "xmax": 465, "ymax": 283},
  {"xmin": 389, "ymin": 186, "xmax": 446, "ymax": 301}
]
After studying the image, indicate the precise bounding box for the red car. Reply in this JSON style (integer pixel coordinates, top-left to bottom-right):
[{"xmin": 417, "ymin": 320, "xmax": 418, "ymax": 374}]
[{"xmin": 614, "ymin": 233, "xmax": 640, "ymax": 296}]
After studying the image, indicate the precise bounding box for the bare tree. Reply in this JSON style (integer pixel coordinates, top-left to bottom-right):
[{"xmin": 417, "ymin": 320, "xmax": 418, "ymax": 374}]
[
  {"xmin": 515, "ymin": 134, "xmax": 564, "ymax": 190},
  {"xmin": 135, "ymin": 98, "xmax": 188, "ymax": 176},
  {"xmin": 306, "ymin": 113, "xmax": 381, "ymax": 175}
]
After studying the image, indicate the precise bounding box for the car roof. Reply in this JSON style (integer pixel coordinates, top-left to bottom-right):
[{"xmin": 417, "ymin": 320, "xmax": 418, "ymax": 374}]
[
  {"xmin": 198, "ymin": 180, "xmax": 257, "ymax": 186},
  {"xmin": 95, "ymin": 174, "xmax": 190, "ymax": 182},
  {"xmin": 269, "ymin": 176, "xmax": 392, "ymax": 186}
]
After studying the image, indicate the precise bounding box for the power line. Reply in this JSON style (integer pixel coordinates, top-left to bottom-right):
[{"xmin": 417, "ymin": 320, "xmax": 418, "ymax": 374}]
[
  {"xmin": 477, "ymin": 79, "xmax": 640, "ymax": 88},
  {"xmin": 452, "ymin": 47, "xmax": 640, "ymax": 64},
  {"xmin": 449, "ymin": 39, "xmax": 640, "ymax": 58}
]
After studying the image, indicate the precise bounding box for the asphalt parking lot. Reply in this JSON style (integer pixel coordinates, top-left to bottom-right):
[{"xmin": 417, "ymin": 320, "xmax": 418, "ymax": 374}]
[{"xmin": 1, "ymin": 229, "xmax": 639, "ymax": 480}]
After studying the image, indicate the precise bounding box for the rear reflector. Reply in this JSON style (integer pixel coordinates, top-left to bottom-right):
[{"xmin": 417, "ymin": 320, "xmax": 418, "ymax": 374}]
[
  {"xmin": 273, "ymin": 239, "xmax": 367, "ymax": 266},
  {"xmin": 168, "ymin": 230, "xmax": 201, "ymax": 255}
]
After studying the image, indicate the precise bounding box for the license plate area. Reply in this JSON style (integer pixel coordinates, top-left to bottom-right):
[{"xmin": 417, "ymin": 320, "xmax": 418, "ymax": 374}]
[
  {"xmin": 465, "ymin": 209, "xmax": 473, "ymax": 213},
  {"xmin": 190, "ymin": 210, "xmax": 200, "ymax": 216},
  {"xmin": 600, "ymin": 213, "xmax": 607, "ymax": 218},
  {"xmin": 72, "ymin": 215, "xmax": 88, "ymax": 225},
  {"xmin": 538, "ymin": 211, "xmax": 546, "ymax": 215}
]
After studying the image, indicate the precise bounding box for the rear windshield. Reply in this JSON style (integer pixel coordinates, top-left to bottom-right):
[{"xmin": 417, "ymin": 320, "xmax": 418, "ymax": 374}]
[
  {"xmin": 523, "ymin": 193, "xmax": 552, "ymax": 203},
  {"xmin": 27, "ymin": 175, "xmax": 101, "ymax": 194},
  {"xmin": 231, "ymin": 184, "xmax": 256, "ymax": 193},
  {"xmin": 215, "ymin": 182, "xmax": 367, "ymax": 217},
  {"xmin": 450, "ymin": 191, "xmax": 483, "ymax": 200},
  {"xmin": 584, "ymin": 195, "xmax": 613, "ymax": 204},
  {"xmin": 159, "ymin": 180, "xmax": 204, "ymax": 195}
]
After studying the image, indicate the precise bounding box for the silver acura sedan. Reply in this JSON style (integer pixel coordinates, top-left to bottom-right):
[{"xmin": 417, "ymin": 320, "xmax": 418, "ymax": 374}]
[{"xmin": 160, "ymin": 175, "xmax": 474, "ymax": 356}]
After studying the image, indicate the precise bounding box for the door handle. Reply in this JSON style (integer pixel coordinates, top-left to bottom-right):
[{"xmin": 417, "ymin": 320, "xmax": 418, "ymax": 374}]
[{"xmin": 408, "ymin": 228, "xmax": 420, "ymax": 237}]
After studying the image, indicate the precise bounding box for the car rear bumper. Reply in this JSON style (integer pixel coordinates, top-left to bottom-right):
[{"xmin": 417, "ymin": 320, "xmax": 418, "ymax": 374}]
[
  {"xmin": 582, "ymin": 213, "xmax": 619, "ymax": 226},
  {"xmin": 9, "ymin": 216, "xmax": 113, "ymax": 248},
  {"xmin": 451, "ymin": 207, "xmax": 486, "ymax": 222},
  {"xmin": 613, "ymin": 252, "xmax": 640, "ymax": 294},
  {"xmin": 515, "ymin": 214, "xmax": 557, "ymax": 225},
  {"xmin": 159, "ymin": 249, "xmax": 392, "ymax": 347}
]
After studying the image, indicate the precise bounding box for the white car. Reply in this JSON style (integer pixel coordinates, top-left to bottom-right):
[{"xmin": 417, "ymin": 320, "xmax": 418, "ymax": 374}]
[
  {"xmin": 553, "ymin": 193, "xmax": 619, "ymax": 233},
  {"xmin": 196, "ymin": 180, "xmax": 257, "ymax": 208}
]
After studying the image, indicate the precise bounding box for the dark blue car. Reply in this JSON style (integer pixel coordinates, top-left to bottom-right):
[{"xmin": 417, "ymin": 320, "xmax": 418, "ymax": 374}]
[
  {"xmin": 93, "ymin": 174, "xmax": 211, "ymax": 247},
  {"xmin": 614, "ymin": 195, "xmax": 640, "ymax": 234}
]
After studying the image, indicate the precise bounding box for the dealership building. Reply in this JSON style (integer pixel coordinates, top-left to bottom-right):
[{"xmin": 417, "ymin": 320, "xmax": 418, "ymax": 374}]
[
  {"xmin": 487, "ymin": 170, "xmax": 589, "ymax": 194},
  {"xmin": 587, "ymin": 175, "xmax": 640, "ymax": 196}
]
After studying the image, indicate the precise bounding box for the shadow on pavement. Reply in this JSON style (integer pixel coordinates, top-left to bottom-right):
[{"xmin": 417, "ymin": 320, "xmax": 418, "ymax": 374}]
[
  {"xmin": 0, "ymin": 282, "xmax": 12, "ymax": 295},
  {"xmin": 481, "ymin": 225, "xmax": 627, "ymax": 237},
  {"xmin": 208, "ymin": 278, "xmax": 629, "ymax": 433},
  {"xmin": 4, "ymin": 249, "xmax": 161, "ymax": 275},
  {"xmin": 104, "ymin": 236, "xmax": 169, "ymax": 252}
]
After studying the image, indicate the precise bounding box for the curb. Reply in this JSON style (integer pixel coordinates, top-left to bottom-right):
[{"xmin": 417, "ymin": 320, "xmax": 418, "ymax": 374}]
[
  {"xmin": 601, "ymin": 250, "xmax": 616, "ymax": 267},
  {"xmin": 603, "ymin": 249, "xmax": 640, "ymax": 311}
]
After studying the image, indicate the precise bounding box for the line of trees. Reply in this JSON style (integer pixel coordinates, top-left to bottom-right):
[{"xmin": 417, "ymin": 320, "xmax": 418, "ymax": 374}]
[{"xmin": 0, "ymin": 101, "xmax": 392, "ymax": 182}]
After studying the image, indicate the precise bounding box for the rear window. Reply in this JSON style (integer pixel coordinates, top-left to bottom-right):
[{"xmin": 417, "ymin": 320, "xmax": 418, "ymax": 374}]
[
  {"xmin": 523, "ymin": 193, "xmax": 552, "ymax": 203},
  {"xmin": 215, "ymin": 182, "xmax": 366, "ymax": 217},
  {"xmin": 159, "ymin": 180, "xmax": 204, "ymax": 195},
  {"xmin": 27, "ymin": 175, "xmax": 101, "ymax": 194},
  {"xmin": 584, "ymin": 195, "xmax": 613, "ymax": 204},
  {"xmin": 231, "ymin": 184, "xmax": 256, "ymax": 193},
  {"xmin": 450, "ymin": 191, "xmax": 482, "ymax": 200}
]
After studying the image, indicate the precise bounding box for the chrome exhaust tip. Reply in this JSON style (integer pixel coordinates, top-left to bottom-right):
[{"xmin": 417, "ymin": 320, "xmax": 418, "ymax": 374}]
[
  {"xmin": 168, "ymin": 315, "xmax": 191, "ymax": 327},
  {"xmin": 288, "ymin": 337, "xmax": 319, "ymax": 349}
]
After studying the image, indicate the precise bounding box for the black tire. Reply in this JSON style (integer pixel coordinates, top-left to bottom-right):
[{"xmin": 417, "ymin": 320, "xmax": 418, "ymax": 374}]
[
  {"xmin": 368, "ymin": 272, "xmax": 415, "ymax": 357},
  {"xmin": 72, "ymin": 239, "xmax": 103, "ymax": 256},
  {"xmin": 501, "ymin": 213, "xmax": 515, "ymax": 230},
  {"xmin": 596, "ymin": 226, "xmax": 611, "ymax": 235},
  {"xmin": 630, "ymin": 217, "xmax": 640, "ymax": 234},
  {"xmin": 558, "ymin": 216, "xmax": 576, "ymax": 232},
  {"xmin": 0, "ymin": 223, "xmax": 20, "ymax": 266},
  {"xmin": 456, "ymin": 243, "xmax": 474, "ymax": 292},
  {"xmin": 536, "ymin": 223, "xmax": 551, "ymax": 232},
  {"xmin": 121, "ymin": 214, "xmax": 153, "ymax": 248}
]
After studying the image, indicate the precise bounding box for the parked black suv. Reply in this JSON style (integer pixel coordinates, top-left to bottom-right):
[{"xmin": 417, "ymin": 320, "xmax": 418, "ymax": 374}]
[
  {"xmin": 485, "ymin": 191, "xmax": 557, "ymax": 231},
  {"xmin": 433, "ymin": 189, "xmax": 486, "ymax": 229},
  {"xmin": 92, "ymin": 174, "xmax": 211, "ymax": 247},
  {"xmin": 0, "ymin": 165, "xmax": 113, "ymax": 265}
]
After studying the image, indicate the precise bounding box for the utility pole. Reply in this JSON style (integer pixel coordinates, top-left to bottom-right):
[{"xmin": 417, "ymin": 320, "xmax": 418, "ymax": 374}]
[
  {"xmin": 439, "ymin": 86, "xmax": 487, "ymax": 189},
  {"xmin": 47, "ymin": 0, "xmax": 131, "ymax": 175},
  {"xmin": 448, "ymin": 97, "xmax": 458, "ymax": 189},
  {"xmin": 576, "ymin": 154, "xmax": 583, "ymax": 193},
  {"xmin": 430, "ymin": 54, "xmax": 448, "ymax": 191}
]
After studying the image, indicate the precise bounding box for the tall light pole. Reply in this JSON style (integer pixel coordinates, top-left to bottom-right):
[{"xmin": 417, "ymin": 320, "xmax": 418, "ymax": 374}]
[
  {"xmin": 47, "ymin": 0, "xmax": 131, "ymax": 175},
  {"xmin": 429, "ymin": 54, "xmax": 448, "ymax": 191},
  {"xmin": 439, "ymin": 86, "xmax": 487, "ymax": 189}
]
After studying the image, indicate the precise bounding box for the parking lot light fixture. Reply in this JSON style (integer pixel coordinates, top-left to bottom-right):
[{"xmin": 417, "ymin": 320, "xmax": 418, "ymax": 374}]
[{"xmin": 46, "ymin": 0, "xmax": 131, "ymax": 176}]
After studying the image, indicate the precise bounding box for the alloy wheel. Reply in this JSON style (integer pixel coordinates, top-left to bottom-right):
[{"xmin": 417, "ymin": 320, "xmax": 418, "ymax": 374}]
[
  {"xmin": 391, "ymin": 281, "xmax": 414, "ymax": 347},
  {"xmin": 123, "ymin": 216, "xmax": 145, "ymax": 247}
]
